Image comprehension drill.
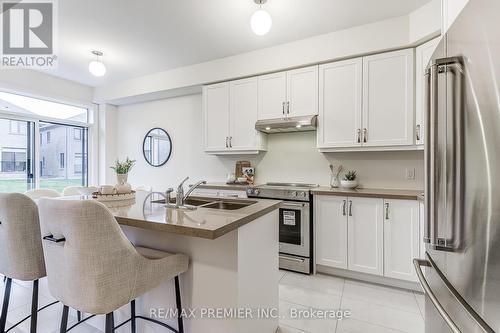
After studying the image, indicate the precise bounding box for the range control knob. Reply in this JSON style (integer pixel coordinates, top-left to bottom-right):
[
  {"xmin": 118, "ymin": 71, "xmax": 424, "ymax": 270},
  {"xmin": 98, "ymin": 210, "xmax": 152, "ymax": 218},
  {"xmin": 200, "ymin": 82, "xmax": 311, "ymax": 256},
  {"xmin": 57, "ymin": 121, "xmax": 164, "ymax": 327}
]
[
  {"xmin": 291, "ymin": 191, "xmax": 297, "ymax": 197},
  {"xmin": 254, "ymin": 189, "xmax": 260, "ymax": 195},
  {"xmin": 246, "ymin": 188, "xmax": 254, "ymax": 195},
  {"xmin": 298, "ymin": 191, "xmax": 307, "ymax": 198}
]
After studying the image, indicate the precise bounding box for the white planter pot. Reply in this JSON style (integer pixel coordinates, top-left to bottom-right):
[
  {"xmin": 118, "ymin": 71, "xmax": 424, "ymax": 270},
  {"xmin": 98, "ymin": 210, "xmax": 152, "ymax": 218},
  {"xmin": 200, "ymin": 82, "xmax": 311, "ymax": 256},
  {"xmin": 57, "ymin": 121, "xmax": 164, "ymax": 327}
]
[
  {"xmin": 340, "ymin": 180, "xmax": 358, "ymax": 189},
  {"xmin": 116, "ymin": 173, "xmax": 132, "ymax": 194}
]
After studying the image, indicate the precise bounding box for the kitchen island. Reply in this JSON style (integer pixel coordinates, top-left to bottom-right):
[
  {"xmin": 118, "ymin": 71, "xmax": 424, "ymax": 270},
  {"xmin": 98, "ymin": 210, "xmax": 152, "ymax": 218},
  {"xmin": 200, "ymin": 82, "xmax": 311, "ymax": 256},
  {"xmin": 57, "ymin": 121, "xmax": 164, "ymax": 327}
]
[{"xmin": 73, "ymin": 191, "xmax": 281, "ymax": 333}]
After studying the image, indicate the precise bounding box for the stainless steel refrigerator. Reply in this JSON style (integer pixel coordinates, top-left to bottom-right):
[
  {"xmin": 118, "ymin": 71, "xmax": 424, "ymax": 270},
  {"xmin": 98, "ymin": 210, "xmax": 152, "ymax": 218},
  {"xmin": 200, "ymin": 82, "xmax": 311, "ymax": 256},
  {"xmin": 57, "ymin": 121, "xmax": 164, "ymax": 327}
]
[{"xmin": 413, "ymin": 0, "xmax": 500, "ymax": 332}]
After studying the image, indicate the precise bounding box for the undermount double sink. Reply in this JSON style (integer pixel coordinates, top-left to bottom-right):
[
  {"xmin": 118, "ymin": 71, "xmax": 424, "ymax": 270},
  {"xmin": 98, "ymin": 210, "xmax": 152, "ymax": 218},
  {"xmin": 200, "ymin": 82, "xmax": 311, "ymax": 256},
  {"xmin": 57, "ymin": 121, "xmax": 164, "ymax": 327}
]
[{"xmin": 153, "ymin": 197, "xmax": 257, "ymax": 211}]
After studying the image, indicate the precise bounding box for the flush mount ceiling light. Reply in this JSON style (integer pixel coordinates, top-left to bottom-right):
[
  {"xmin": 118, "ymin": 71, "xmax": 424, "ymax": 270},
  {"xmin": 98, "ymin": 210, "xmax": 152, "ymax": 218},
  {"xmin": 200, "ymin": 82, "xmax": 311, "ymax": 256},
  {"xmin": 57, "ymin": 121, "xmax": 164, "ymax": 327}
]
[
  {"xmin": 251, "ymin": 0, "xmax": 272, "ymax": 36},
  {"xmin": 88, "ymin": 50, "xmax": 106, "ymax": 77}
]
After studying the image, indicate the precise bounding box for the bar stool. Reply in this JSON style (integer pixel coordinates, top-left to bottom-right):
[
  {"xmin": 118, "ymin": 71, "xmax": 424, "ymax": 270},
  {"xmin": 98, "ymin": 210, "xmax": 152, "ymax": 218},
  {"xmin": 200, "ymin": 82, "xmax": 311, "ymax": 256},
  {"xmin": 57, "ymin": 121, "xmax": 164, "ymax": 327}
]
[
  {"xmin": 0, "ymin": 193, "xmax": 56, "ymax": 333},
  {"xmin": 37, "ymin": 198, "xmax": 189, "ymax": 333}
]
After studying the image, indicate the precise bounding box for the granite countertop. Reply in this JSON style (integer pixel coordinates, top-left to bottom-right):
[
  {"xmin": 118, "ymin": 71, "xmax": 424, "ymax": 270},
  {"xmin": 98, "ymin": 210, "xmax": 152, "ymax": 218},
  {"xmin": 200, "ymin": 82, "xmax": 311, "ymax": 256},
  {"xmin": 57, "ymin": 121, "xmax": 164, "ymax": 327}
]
[
  {"xmin": 194, "ymin": 182, "xmax": 251, "ymax": 191},
  {"xmin": 312, "ymin": 187, "xmax": 423, "ymax": 200},
  {"xmin": 64, "ymin": 191, "xmax": 281, "ymax": 240}
]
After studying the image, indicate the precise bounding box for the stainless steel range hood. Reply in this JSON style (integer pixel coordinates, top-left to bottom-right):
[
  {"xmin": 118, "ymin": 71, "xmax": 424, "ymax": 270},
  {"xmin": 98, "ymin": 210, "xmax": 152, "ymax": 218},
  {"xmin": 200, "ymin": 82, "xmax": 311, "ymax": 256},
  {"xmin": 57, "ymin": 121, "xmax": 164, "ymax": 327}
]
[{"xmin": 255, "ymin": 115, "xmax": 318, "ymax": 133}]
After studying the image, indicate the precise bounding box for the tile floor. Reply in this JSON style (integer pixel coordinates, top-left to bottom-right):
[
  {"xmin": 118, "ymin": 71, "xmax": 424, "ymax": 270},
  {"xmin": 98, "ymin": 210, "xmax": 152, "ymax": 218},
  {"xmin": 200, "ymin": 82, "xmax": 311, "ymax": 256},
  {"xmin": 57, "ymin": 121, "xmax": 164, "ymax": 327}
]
[
  {"xmin": 1, "ymin": 272, "xmax": 425, "ymax": 333},
  {"xmin": 278, "ymin": 270, "xmax": 425, "ymax": 333}
]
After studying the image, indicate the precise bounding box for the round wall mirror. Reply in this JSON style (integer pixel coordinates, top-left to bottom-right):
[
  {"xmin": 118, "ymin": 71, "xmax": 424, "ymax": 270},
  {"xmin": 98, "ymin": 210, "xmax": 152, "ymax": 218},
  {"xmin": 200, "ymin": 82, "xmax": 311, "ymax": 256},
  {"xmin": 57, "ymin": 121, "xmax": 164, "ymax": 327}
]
[{"xmin": 142, "ymin": 128, "xmax": 172, "ymax": 167}]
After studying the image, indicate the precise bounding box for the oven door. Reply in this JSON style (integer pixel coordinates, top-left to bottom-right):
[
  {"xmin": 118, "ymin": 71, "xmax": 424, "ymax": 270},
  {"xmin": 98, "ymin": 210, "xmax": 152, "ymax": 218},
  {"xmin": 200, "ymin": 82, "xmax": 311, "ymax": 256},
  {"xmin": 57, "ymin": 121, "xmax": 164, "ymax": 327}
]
[{"xmin": 278, "ymin": 201, "xmax": 310, "ymax": 257}]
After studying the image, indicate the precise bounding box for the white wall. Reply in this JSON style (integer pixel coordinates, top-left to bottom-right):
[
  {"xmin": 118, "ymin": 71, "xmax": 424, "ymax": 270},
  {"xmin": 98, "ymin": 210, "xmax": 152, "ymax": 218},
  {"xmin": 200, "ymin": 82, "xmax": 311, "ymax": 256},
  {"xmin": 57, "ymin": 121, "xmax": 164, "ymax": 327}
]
[
  {"xmin": 0, "ymin": 69, "xmax": 93, "ymax": 107},
  {"xmin": 442, "ymin": 0, "xmax": 469, "ymax": 33},
  {"xmin": 94, "ymin": 1, "xmax": 441, "ymax": 105},
  {"xmin": 109, "ymin": 94, "xmax": 423, "ymax": 191}
]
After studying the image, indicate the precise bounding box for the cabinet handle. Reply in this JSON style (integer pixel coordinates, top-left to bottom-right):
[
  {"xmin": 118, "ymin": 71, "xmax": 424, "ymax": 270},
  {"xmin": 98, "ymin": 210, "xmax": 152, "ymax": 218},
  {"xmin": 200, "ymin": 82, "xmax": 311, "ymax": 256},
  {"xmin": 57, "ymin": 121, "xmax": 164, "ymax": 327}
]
[
  {"xmin": 225, "ymin": 137, "xmax": 228, "ymax": 148},
  {"xmin": 229, "ymin": 136, "xmax": 232, "ymax": 148},
  {"xmin": 282, "ymin": 102, "xmax": 285, "ymax": 115},
  {"xmin": 286, "ymin": 101, "xmax": 290, "ymax": 114},
  {"xmin": 357, "ymin": 129, "xmax": 361, "ymax": 143},
  {"xmin": 348, "ymin": 200, "xmax": 353, "ymax": 217},
  {"xmin": 363, "ymin": 128, "xmax": 367, "ymax": 143},
  {"xmin": 342, "ymin": 200, "xmax": 346, "ymax": 216},
  {"xmin": 416, "ymin": 124, "xmax": 421, "ymax": 141},
  {"xmin": 385, "ymin": 203, "xmax": 390, "ymax": 220}
]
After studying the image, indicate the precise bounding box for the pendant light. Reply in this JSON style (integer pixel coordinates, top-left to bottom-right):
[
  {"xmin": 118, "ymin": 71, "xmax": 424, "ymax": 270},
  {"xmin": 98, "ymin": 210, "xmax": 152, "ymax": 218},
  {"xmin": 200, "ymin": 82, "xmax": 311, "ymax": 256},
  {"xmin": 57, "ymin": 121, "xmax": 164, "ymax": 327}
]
[
  {"xmin": 251, "ymin": 0, "xmax": 272, "ymax": 36},
  {"xmin": 88, "ymin": 50, "xmax": 106, "ymax": 77}
]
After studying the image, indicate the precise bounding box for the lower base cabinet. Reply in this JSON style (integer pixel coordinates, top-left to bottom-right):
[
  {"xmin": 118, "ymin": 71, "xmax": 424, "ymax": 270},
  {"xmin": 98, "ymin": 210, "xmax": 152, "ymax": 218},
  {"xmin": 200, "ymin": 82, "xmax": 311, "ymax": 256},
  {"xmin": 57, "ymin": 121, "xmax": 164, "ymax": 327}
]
[
  {"xmin": 314, "ymin": 195, "xmax": 420, "ymax": 282},
  {"xmin": 383, "ymin": 199, "xmax": 420, "ymax": 281},
  {"xmin": 348, "ymin": 197, "xmax": 384, "ymax": 276}
]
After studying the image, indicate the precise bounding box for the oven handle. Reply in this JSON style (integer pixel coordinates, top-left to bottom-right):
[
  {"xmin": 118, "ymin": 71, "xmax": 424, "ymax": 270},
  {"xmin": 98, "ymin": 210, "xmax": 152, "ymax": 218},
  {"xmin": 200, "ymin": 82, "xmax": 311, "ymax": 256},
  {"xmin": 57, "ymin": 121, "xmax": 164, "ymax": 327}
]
[{"xmin": 281, "ymin": 202, "xmax": 307, "ymax": 208}]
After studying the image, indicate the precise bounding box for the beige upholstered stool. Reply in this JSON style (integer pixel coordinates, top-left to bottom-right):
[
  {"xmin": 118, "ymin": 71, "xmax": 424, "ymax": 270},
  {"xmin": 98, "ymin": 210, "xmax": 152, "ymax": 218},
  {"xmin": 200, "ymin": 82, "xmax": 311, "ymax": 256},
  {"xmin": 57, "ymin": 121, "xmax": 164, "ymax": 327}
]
[
  {"xmin": 38, "ymin": 198, "xmax": 189, "ymax": 333},
  {"xmin": 0, "ymin": 193, "xmax": 57, "ymax": 333}
]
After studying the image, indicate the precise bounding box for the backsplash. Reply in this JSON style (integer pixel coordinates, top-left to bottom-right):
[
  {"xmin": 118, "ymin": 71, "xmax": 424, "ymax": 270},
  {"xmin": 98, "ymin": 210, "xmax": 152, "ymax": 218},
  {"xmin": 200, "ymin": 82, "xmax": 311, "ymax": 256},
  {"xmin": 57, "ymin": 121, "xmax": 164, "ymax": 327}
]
[{"xmin": 112, "ymin": 94, "xmax": 423, "ymax": 191}]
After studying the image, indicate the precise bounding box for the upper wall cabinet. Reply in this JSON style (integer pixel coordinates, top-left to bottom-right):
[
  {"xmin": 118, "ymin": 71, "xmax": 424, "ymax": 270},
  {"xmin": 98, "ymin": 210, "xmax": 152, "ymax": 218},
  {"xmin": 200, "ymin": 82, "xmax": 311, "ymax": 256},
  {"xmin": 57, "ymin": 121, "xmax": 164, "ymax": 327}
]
[
  {"xmin": 317, "ymin": 58, "xmax": 362, "ymax": 148},
  {"xmin": 362, "ymin": 49, "xmax": 414, "ymax": 147},
  {"xmin": 203, "ymin": 82, "xmax": 230, "ymax": 152},
  {"xmin": 258, "ymin": 65, "xmax": 318, "ymax": 120},
  {"xmin": 203, "ymin": 77, "xmax": 267, "ymax": 154},
  {"xmin": 318, "ymin": 49, "xmax": 415, "ymax": 151},
  {"xmin": 415, "ymin": 37, "xmax": 441, "ymax": 145}
]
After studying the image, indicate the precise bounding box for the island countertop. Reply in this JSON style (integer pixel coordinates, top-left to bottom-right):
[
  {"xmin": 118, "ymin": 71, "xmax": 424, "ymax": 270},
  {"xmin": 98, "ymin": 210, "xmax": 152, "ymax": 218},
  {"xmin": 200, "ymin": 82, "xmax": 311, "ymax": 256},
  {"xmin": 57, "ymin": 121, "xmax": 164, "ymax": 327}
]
[{"xmin": 67, "ymin": 191, "xmax": 281, "ymax": 240}]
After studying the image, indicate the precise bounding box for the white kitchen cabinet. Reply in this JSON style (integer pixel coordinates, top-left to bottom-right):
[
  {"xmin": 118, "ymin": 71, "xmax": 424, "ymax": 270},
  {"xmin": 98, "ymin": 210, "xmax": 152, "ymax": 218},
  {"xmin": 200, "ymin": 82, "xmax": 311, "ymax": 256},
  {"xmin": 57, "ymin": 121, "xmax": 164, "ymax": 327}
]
[
  {"xmin": 348, "ymin": 197, "xmax": 384, "ymax": 276},
  {"xmin": 258, "ymin": 66, "xmax": 318, "ymax": 120},
  {"xmin": 203, "ymin": 78, "xmax": 266, "ymax": 154},
  {"xmin": 362, "ymin": 49, "xmax": 414, "ymax": 147},
  {"xmin": 258, "ymin": 72, "xmax": 287, "ymax": 120},
  {"xmin": 229, "ymin": 77, "xmax": 264, "ymax": 151},
  {"xmin": 203, "ymin": 82, "xmax": 230, "ymax": 151},
  {"xmin": 419, "ymin": 201, "xmax": 426, "ymax": 259},
  {"xmin": 415, "ymin": 38, "xmax": 441, "ymax": 145},
  {"xmin": 315, "ymin": 195, "xmax": 348, "ymax": 269},
  {"xmin": 317, "ymin": 58, "xmax": 362, "ymax": 148},
  {"xmin": 383, "ymin": 199, "xmax": 420, "ymax": 282},
  {"xmin": 286, "ymin": 66, "xmax": 319, "ymax": 117}
]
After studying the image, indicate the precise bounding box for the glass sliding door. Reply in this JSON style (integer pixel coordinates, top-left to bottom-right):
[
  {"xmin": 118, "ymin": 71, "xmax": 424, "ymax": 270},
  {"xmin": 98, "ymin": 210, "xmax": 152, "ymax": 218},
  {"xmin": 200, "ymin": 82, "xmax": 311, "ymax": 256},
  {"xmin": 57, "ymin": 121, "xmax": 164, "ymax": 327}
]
[
  {"xmin": 0, "ymin": 118, "xmax": 35, "ymax": 192},
  {"xmin": 39, "ymin": 122, "xmax": 88, "ymax": 193}
]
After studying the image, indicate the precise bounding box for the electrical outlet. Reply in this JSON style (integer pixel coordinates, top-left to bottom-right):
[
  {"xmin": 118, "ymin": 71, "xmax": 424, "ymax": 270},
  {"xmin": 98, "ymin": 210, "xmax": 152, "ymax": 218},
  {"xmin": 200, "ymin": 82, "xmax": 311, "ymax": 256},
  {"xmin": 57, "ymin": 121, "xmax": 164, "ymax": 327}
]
[{"xmin": 405, "ymin": 168, "xmax": 416, "ymax": 180}]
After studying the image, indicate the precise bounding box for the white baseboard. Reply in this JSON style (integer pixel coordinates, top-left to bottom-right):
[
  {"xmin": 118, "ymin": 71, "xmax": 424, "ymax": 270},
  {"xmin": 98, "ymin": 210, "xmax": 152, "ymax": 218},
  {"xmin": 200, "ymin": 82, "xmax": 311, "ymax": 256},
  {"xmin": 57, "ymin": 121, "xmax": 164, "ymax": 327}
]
[{"xmin": 316, "ymin": 265, "xmax": 423, "ymax": 293}]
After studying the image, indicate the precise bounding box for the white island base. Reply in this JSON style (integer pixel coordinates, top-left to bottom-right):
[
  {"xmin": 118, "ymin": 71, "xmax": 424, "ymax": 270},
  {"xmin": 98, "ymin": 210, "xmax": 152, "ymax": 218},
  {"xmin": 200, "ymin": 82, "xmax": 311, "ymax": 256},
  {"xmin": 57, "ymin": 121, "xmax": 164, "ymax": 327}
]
[{"xmin": 84, "ymin": 210, "xmax": 279, "ymax": 333}]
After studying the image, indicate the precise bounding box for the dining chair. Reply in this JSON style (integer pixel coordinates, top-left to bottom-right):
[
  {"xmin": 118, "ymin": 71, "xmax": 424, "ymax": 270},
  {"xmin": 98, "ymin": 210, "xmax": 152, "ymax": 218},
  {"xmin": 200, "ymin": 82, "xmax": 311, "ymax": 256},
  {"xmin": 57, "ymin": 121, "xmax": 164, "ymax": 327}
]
[
  {"xmin": 25, "ymin": 188, "xmax": 61, "ymax": 200},
  {"xmin": 62, "ymin": 186, "xmax": 98, "ymax": 196}
]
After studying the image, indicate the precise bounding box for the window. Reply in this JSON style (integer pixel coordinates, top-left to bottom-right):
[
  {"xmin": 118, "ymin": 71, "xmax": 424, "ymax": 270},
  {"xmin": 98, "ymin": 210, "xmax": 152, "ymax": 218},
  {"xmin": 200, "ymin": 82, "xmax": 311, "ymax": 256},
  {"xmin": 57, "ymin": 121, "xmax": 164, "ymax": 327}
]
[
  {"xmin": 59, "ymin": 153, "xmax": 65, "ymax": 169},
  {"xmin": 39, "ymin": 123, "xmax": 87, "ymax": 192},
  {"xmin": 0, "ymin": 91, "xmax": 90, "ymax": 193},
  {"xmin": 74, "ymin": 153, "xmax": 82, "ymax": 174},
  {"xmin": 74, "ymin": 128, "xmax": 81, "ymax": 140},
  {"xmin": 9, "ymin": 120, "xmax": 26, "ymax": 134}
]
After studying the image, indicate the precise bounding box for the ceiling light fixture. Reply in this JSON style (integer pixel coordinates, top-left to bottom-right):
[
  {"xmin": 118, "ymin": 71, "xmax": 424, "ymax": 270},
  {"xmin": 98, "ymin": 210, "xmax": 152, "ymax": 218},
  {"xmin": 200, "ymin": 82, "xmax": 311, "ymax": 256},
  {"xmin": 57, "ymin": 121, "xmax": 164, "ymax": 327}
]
[
  {"xmin": 88, "ymin": 50, "xmax": 106, "ymax": 77},
  {"xmin": 251, "ymin": 0, "xmax": 272, "ymax": 36}
]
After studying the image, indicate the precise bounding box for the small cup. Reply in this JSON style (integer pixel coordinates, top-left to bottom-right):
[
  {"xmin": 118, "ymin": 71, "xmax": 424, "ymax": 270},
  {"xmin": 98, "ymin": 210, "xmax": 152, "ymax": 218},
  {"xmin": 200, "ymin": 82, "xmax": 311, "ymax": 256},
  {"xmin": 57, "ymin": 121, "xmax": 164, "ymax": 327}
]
[{"xmin": 100, "ymin": 185, "xmax": 116, "ymax": 195}]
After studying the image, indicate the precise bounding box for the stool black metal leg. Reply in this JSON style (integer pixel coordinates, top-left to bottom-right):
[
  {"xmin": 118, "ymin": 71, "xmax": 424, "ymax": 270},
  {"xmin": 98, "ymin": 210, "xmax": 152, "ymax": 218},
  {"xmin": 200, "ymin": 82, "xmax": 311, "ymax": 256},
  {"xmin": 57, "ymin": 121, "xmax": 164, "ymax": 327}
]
[
  {"xmin": 60, "ymin": 305, "xmax": 69, "ymax": 333},
  {"xmin": 0, "ymin": 277, "xmax": 12, "ymax": 333},
  {"xmin": 105, "ymin": 312, "xmax": 114, "ymax": 333},
  {"xmin": 174, "ymin": 276, "xmax": 184, "ymax": 333},
  {"xmin": 30, "ymin": 279, "xmax": 39, "ymax": 333},
  {"xmin": 130, "ymin": 300, "xmax": 136, "ymax": 333},
  {"xmin": 77, "ymin": 311, "xmax": 81, "ymax": 322}
]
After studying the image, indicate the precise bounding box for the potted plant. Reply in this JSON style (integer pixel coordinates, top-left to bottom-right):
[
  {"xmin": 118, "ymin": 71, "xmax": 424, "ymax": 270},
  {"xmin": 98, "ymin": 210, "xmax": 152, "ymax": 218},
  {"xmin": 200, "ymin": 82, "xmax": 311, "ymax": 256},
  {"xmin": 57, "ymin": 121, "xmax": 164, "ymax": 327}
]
[
  {"xmin": 341, "ymin": 170, "xmax": 358, "ymax": 189},
  {"xmin": 111, "ymin": 158, "xmax": 136, "ymax": 193}
]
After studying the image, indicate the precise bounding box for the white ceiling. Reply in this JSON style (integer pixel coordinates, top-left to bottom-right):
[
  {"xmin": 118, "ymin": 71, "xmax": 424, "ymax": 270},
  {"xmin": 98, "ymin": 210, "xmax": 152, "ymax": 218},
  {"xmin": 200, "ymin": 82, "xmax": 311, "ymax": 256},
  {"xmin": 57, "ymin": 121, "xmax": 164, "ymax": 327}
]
[{"xmin": 51, "ymin": 0, "xmax": 431, "ymax": 87}]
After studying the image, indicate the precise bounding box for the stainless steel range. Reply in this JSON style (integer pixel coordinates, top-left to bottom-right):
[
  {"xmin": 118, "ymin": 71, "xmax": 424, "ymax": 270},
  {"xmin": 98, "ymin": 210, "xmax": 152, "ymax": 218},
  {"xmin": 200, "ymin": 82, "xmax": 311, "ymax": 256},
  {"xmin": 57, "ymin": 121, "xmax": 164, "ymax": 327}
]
[{"xmin": 247, "ymin": 182, "xmax": 318, "ymax": 274}]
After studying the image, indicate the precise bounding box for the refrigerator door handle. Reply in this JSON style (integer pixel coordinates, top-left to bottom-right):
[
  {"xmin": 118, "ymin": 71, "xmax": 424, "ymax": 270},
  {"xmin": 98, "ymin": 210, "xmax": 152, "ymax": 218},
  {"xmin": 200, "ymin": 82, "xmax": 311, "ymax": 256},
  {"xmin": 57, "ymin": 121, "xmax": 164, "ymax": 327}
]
[
  {"xmin": 413, "ymin": 258, "xmax": 462, "ymax": 333},
  {"xmin": 423, "ymin": 65, "xmax": 434, "ymax": 244},
  {"xmin": 414, "ymin": 257, "xmax": 496, "ymax": 333}
]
